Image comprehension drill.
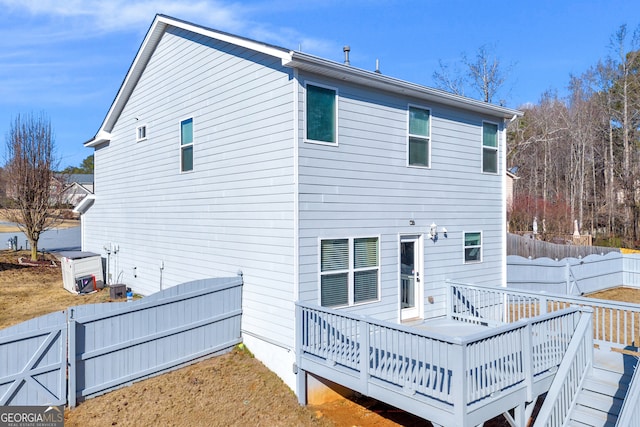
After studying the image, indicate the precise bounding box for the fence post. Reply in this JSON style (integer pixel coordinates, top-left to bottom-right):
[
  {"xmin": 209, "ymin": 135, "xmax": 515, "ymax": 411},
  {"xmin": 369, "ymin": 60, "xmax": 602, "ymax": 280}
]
[{"xmin": 67, "ymin": 313, "xmax": 77, "ymax": 408}]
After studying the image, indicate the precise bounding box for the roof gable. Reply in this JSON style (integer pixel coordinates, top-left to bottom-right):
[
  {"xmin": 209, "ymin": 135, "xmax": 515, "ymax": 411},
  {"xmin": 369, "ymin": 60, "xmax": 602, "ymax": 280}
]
[{"xmin": 85, "ymin": 14, "xmax": 521, "ymax": 147}]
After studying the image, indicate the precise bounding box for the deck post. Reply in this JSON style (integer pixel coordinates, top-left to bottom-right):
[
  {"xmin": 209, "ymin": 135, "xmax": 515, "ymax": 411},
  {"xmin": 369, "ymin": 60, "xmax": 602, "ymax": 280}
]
[
  {"xmin": 523, "ymin": 322, "xmax": 534, "ymax": 402},
  {"xmin": 451, "ymin": 341, "xmax": 467, "ymax": 426},
  {"xmin": 445, "ymin": 280, "xmax": 453, "ymax": 320},
  {"xmin": 539, "ymin": 295, "xmax": 547, "ymax": 315},
  {"xmin": 513, "ymin": 402, "xmax": 525, "ymax": 426},
  {"xmin": 359, "ymin": 318, "xmax": 369, "ymax": 395},
  {"xmin": 295, "ymin": 304, "xmax": 307, "ymax": 405}
]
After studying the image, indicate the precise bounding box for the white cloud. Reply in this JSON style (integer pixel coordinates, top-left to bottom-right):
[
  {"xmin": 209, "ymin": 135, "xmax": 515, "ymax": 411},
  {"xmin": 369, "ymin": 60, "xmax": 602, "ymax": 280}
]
[
  {"xmin": 0, "ymin": 0, "xmax": 252, "ymax": 35},
  {"xmin": 0, "ymin": 0, "xmax": 337, "ymax": 54}
]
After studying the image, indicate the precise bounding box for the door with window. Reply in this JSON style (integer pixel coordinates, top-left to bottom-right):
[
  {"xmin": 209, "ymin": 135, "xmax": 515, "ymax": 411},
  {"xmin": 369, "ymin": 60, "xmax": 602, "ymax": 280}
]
[{"xmin": 400, "ymin": 235, "xmax": 423, "ymax": 321}]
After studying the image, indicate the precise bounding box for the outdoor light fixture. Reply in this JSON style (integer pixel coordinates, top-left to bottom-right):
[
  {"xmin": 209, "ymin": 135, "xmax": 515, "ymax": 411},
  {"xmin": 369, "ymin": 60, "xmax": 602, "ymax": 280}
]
[
  {"xmin": 409, "ymin": 219, "xmax": 415, "ymax": 226},
  {"xmin": 429, "ymin": 223, "xmax": 438, "ymax": 241}
]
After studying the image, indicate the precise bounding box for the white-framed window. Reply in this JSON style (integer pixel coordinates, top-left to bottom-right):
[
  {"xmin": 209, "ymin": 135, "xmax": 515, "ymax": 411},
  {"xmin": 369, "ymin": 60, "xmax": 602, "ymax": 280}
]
[
  {"xmin": 482, "ymin": 121, "xmax": 498, "ymax": 173},
  {"xmin": 408, "ymin": 105, "xmax": 431, "ymax": 167},
  {"xmin": 180, "ymin": 118, "xmax": 193, "ymax": 172},
  {"xmin": 305, "ymin": 83, "xmax": 337, "ymax": 145},
  {"xmin": 136, "ymin": 125, "xmax": 147, "ymax": 142},
  {"xmin": 463, "ymin": 231, "xmax": 482, "ymax": 263},
  {"xmin": 320, "ymin": 237, "xmax": 379, "ymax": 307}
]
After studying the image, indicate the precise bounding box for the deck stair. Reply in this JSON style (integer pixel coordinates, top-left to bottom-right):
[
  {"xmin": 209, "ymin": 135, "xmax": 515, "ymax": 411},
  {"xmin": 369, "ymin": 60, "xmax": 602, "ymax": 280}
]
[{"xmin": 566, "ymin": 366, "xmax": 630, "ymax": 427}]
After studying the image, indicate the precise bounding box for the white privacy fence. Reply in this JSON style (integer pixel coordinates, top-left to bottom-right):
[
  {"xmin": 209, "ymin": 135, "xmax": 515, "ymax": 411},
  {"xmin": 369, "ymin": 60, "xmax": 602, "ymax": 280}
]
[
  {"xmin": 507, "ymin": 252, "xmax": 640, "ymax": 295},
  {"xmin": 0, "ymin": 277, "xmax": 242, "ymax": 407}
]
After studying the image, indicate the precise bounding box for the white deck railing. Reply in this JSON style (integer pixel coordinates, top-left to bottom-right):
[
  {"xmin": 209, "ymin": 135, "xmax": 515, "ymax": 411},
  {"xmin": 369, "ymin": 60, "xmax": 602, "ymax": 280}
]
[
  {"xmin": 532, "ymin": 307, "xmax": 593, "ymax": 427},
  {"xmin": 296, "ymin": 301, "xmax": 586, "ymax": 426},
  {"xmin": 448, "ymin": 281, "xmax": 640, "ymax": 353},
  {"xmin": 615, "ymin": 356, "xmax": 640, "ymax": 427}
]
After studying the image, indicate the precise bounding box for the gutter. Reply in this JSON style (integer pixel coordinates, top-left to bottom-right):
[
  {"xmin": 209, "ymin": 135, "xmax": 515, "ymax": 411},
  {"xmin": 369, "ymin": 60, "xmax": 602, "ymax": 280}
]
[{"xmin": 283, "ymin": 51, "xmax": 523, "ymax": 120}]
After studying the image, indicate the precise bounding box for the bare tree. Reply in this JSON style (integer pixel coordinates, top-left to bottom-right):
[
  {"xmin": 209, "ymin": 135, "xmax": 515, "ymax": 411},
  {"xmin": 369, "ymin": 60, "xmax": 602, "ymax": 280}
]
[
  {"xmin": 2, "ymin": 113, "xmax": 62, "ymax": 260},
  {"xmin": 603, "ymin": 25, "xmax": 640, "ymax": 241},
  {"xmin": 433, "ymin": 44, "xmax": 513, "ymax": 104},
  {"xmin": 464, "ymin": 44, "xmax": 511, "ymax": 103},
  {"xmin": 432, "ymin": 59, "xmax": 466, "ymax": 96}
]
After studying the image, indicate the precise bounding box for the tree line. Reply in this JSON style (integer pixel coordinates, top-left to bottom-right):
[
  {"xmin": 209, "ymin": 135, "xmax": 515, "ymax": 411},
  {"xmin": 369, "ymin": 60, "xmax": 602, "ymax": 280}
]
[{"xmin": 507, "ymin": 25, "xmax": 640, "ymax": 247}]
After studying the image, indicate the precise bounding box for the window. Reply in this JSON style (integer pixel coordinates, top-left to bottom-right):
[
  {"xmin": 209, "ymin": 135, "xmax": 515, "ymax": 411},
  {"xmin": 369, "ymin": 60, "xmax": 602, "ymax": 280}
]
[
  {"xmin": 320, "ymin": 237, "xmax": 379, "ymax": 307},
  {"xmin": 464, "ymin": 232, "xmax": 482, "ymax": 263},
  {"xmin": 482, "ymin": 122, "xmax": 498, "ymax": 173},
  {"xmin": 136, "ymin": 125, "xmax": 147, "ymax": 142},
  {"xmin": 181, "ymin": 118, "xmax": 193, "ymax": 172},
  {"xmin": 306, "ymin": 84, "xmax": 336, "ymax": 144},
  {"xmin": 408, "ymin": 106, "xmax": 431, "ymax": 167}
]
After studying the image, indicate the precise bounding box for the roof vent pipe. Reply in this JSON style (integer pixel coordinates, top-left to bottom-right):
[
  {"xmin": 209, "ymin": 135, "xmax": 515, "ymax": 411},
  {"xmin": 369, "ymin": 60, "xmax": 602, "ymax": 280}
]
[
  {"xmin": 375, "ymin": 59, "xmax": 381, "ymax": 74},
  {"xmin": 343, "ymin": 46, "xmax": 350, "ymax": 65}
]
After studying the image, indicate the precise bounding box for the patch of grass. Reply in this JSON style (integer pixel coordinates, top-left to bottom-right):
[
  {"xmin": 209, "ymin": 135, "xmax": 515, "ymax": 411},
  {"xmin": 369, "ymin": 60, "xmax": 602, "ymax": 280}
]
[{"xmin": 0, "ymin": 250, "xmax": 117, "ymax": 329}]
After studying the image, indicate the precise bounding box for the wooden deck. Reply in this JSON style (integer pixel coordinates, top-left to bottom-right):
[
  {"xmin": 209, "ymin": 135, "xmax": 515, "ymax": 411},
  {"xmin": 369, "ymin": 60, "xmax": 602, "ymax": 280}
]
[{"xmin": 295, "ymin": 282, "xmax": 640, "ymax": 426}]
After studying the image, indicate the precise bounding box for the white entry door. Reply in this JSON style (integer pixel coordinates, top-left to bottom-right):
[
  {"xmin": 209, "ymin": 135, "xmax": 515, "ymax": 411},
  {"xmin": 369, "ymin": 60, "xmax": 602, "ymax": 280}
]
[{"xmin": 400, "ymin": 235, "xmax": 423, "ymax": 322}]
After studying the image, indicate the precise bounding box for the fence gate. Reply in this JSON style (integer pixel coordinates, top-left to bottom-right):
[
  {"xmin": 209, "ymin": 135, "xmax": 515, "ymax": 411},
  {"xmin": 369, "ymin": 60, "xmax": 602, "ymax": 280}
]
[{"xmin": 0, "ymin": 311, "xmax": 67, "ymax": 405}]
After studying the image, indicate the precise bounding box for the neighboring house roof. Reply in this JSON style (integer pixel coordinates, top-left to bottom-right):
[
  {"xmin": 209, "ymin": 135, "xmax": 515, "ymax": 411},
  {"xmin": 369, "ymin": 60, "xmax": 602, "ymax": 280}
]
[
  {"xmin": 85, "ymin": 14, "xmax": 522, "ymax": 147},
  {"xmin": 67, "ymin": 174, "xmax": 94, "ymax": 186}
]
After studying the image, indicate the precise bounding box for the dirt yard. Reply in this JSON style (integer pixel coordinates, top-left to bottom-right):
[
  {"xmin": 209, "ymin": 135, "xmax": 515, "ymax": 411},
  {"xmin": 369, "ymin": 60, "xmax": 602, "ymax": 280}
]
[{"xmin": 5, "ymin": 249, "xmax": 636, "ymax": 426}]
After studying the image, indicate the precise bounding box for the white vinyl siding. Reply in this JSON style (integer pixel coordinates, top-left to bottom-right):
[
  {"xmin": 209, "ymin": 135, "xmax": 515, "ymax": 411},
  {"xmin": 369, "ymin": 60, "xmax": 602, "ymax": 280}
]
[
  {"xmin": 482, "ymin": 122, "xmax": 498, "ymax": 173},
  {"xmin": 82, "ymin": 27, "xmax": 297, "ymax": 387},
  {"xmin": 408, "ymin": 106, "xmax": 431, "ymax": 167},
  {"xmin": 464, "ymin": 231, "xmax": 482, "ymax": 263},
  {"xmin": 298, "ymin": 79, "xmax": 506, "ymax": 320},
  {"xmin": 305, "ymin": 83, "xmax": 337, "ymax": 145},
  {"xmin": 320, "ymin": 237, "xmax": 379, "ymax": 307}
]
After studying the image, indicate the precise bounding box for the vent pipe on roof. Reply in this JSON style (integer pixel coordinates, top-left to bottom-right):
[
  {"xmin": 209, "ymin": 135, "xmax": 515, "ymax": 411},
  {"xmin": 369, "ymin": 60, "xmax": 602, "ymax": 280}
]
[
  {"xmin": 343, "ymin": 46, "xmax": 351, "ymax": 65},
  {"xmin": 375, "ymin": 59, "xmax": 381, "ymax": 74}
]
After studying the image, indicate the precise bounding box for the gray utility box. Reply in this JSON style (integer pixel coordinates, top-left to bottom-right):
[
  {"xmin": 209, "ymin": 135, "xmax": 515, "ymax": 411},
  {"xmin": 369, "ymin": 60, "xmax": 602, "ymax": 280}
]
[{"xmin": 60, "ymin": 251, "xmax": 104, "ymax": 294}]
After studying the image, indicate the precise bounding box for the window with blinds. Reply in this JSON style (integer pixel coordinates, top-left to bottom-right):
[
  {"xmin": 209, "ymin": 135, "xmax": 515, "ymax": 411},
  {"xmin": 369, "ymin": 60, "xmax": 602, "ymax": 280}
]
[{"xmin": 320, "ymin": 237, "xmax": 379, "ymax": 307}]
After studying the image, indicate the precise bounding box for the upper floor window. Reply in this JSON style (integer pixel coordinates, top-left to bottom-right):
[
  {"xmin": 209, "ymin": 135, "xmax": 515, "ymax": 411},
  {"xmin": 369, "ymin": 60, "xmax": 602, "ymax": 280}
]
[
  {"xmin": 464, "ymin": 232, "xmax": 482, "ymax": 263},
  {"xmin": 320, "ymin": 237, "xmax": 379, "ymax": 307},
  {"xmin": 408, "ymin": 106, "xmax": 431, "ymax": 167},
  {"xmin": 181, "ymin": 118, "xmax": 193, "ymax": 172},
  {"xmin": 136, "ymin": 125, "xmax": 147, "ymax": 142},
  {"xmin": 482, "ymin": 122, "xmax": 498, "ymax": 173},
  {"xmin": 306, "ymin": 84, "xmax": 336, "ymax": 144}
]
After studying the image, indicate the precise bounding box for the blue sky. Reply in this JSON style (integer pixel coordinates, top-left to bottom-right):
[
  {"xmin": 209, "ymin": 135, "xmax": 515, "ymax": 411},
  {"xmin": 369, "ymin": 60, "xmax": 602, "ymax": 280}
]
[{"xmin": 1, "ymin": 0, "xmax": 639, "ymax": 169}]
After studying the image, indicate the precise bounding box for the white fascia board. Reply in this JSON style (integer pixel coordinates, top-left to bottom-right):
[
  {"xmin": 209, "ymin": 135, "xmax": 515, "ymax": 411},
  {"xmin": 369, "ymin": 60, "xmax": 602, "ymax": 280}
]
[
  {"xmin": 84, "ymin": 130, "xmax": 111, "ymax": 148},
  {"xmin": 283, "ymin": 52, "xmax": 523, "ymax": 120},
  {"xmin": 74, "ymin": 194, "xmax": 96, "ymax": 214},
  {"xmin": 159, "ymin": 15, "xmax": 291, "ymax": 61},
  {"xmin": 92, "ymin": 15, "xmax": 292, "ymax": 139}
]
